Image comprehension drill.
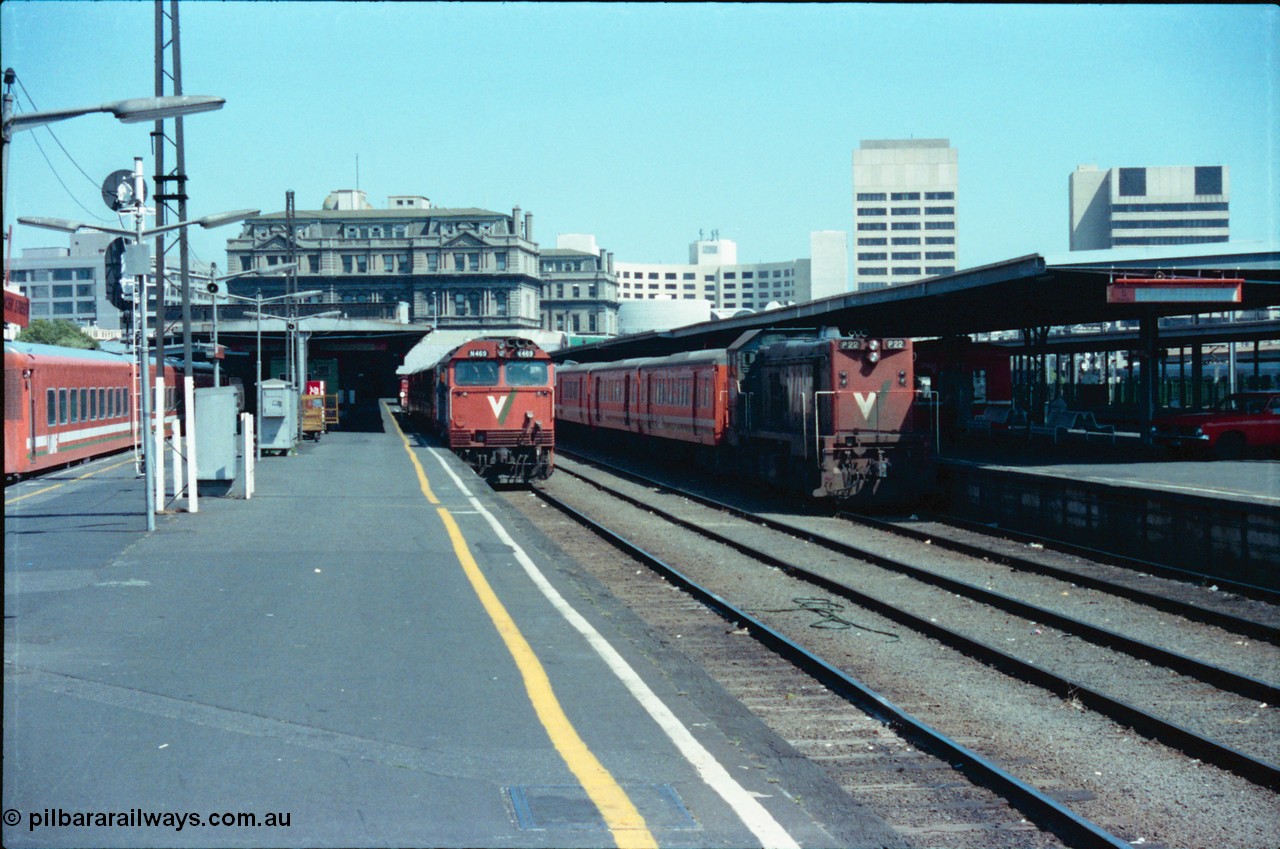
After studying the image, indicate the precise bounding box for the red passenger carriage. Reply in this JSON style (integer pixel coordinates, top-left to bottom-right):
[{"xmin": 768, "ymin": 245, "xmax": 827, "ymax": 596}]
[
  {"xmin": 4, "ymin": 341, "xmax": 180, "ymax": 481},
  {"xmin": 403, "ymin": 337, "xmax": 555, "ymax": 482}
]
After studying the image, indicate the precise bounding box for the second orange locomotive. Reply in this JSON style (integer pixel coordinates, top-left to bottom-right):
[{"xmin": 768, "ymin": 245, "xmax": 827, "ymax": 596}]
[{"xmin": 402, "ymin": 336, "xmax": 555, "ymax": 482}]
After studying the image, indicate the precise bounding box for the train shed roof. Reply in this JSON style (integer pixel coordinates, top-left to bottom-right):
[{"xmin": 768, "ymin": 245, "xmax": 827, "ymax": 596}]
[{"xmin": 554, "ymin": 244, "xmax": 1280, "ymax": 363}]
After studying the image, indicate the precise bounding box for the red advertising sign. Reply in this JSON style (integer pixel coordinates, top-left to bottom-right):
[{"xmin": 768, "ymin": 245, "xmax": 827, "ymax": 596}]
[{"xmin": 305, "ymin": 380, "xmax": 326, "ymax": 395}]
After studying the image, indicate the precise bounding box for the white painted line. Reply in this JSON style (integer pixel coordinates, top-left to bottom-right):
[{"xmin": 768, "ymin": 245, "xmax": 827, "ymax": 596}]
[{"xmin": 427, "ymin": 449, "xmax": 801, "ymax": 849}]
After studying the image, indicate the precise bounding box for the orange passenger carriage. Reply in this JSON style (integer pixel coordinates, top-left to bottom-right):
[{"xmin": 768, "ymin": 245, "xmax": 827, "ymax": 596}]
[
  {"xmin": 403, "ymin": 336, "xmax": 555, "ymax": 483},
  {"xmin": 4, "ymin": 341, "xmax": 181, "ymax": 482}
]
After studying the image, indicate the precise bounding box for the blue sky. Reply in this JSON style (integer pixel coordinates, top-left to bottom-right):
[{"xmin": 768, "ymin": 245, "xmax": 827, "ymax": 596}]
[{"xmin": 3, "ymin": 2, "xmax": 1276, "ymax": 275}]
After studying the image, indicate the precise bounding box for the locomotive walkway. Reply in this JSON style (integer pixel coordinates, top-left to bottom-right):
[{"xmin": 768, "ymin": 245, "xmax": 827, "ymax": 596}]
[{"xmin": 3, "ymin": 402, "xmax": 885, "ymax": 848}]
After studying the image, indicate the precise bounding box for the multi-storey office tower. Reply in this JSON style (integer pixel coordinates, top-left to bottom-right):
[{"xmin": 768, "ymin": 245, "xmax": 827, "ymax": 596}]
[
  {"xmin": 852, "ymin": 139, "xmax": 958, "ymax": 291},
  {"xmin": 1069, "ymin": 165, "xmax": 1230, "ymax": 251}
]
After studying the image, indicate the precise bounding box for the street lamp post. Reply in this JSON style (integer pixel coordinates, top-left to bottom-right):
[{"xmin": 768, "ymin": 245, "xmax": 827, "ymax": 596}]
[{"xmin": 1, "ymin": 66, "xmax": 224, "ymax": 269}]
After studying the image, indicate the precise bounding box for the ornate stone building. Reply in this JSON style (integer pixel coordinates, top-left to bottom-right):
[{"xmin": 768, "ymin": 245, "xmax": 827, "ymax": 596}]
[
  {"xmin": 224, "ymin": 190, "xmax": 544, "ymax": 330},
  {"xmin": 538, "ymin": 235, "xmax": 619, "ymax": 336}
]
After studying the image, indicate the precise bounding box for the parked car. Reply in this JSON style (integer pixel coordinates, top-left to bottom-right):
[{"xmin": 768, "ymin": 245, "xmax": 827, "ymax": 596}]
[{"xmin": 1151, "ymin": 391, "xmax": 1280, "ymax": 458}]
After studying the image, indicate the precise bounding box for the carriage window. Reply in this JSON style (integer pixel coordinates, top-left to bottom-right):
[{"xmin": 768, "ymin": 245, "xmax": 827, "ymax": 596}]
[
  {"xmin": 48, "ymin": 389, "xmax": 57, "ymax": 426},
  {"xmin": 99, "ymin": 388, "xmax": 106, "ymax": 419},
  {"xmin": 80, "ymin": 388, "xmax": 88, "ymax": 421},
  {"xmin": 505, "ymin": 361, "xmax": 549, "ymax": 387},
  {"xmin": 89, "ymin": 388, "xmax": 97, "ymax": 420},
  {"xmin": 71, "ymin": 388, "xmax": 79, "ymax": 422},
  {"xmin": 454, "ymin": 360, "xmax": 500, "ymax": 386},
  {"xmin": 59, "ymin": 389, "xmax": 68, "ymax": 425}
]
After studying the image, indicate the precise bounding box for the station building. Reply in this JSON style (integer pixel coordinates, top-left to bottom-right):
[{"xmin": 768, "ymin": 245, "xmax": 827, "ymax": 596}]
[
  {"xmin": 852, "ymin": 138, "xmax": 959, "ymax": 291},
  {"xmin": 1069, "ymin": 164, "xmax": 1230, "ymax": 251},
  {"xmin": 223, "ymin": 190, "xmax": 545, "ymax": 332}
]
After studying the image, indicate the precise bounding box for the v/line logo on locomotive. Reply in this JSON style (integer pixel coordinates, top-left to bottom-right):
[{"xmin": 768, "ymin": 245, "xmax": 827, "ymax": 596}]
[{"xmin": 486, "ymin": 391, "xmax": 517, "ymax": 426}]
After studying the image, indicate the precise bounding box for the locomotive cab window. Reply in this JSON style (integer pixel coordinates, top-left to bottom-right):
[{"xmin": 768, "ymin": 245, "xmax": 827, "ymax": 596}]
[
  {"xmin": 454, "ymin": 360, "xmax": 500, "ymax": 386},
  {"xmin": 505, "ymin": 361, "xmax": 549, "ymax": 387}
]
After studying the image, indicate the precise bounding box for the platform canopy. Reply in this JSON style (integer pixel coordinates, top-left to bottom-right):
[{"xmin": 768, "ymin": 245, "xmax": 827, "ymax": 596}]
[{"xmin": 554, "ymin": 244, "xmax": 1280, "ymax": 363}]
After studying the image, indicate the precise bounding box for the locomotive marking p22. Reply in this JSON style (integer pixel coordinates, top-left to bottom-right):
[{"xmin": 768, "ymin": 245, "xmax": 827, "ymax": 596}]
[{"xmin": 487, "ymin": 391, "xmax": 517, "ymax": 425}]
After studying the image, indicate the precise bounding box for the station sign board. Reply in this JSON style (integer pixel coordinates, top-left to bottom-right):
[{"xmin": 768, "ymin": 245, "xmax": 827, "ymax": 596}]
[{"xmin": 1106, "ymin": 277, "xmax": 1243, "ymax": 304}]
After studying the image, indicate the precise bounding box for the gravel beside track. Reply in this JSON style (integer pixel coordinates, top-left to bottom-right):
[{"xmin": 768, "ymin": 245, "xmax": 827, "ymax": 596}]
[{"xmin": 500, "ymin": 453, "xmax": 1279, "ymax": 848}]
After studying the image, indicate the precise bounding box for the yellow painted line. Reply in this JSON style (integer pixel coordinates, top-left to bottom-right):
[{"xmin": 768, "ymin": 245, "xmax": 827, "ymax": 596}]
[
  {"xmin": 6, "ymin": 456, "xmax": 136, "ymax": 506},
  {"xmin": 387, "ymin": 403, "xmax": 656, "ymax": 848}
]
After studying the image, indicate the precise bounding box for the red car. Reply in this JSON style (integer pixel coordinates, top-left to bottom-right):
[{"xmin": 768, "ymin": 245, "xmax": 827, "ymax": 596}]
[{"xmin": 1151, "ymin": 391, "xmax": 1280, "ymax": 458}]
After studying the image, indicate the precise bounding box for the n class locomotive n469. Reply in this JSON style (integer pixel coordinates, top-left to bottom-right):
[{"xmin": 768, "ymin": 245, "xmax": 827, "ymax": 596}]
[
  {"xmin": 556, "ymin": 327, "xmax": 931, "ymax": 502},
  {"xmin": 402, "ymin": 336, "xmax": 555, "ymax": 483}
]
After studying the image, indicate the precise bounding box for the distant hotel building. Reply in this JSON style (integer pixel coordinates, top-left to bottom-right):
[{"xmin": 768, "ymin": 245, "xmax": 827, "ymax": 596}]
[
  {"xmin": 615, "ymin": 231, "xmax": 847, "ymax": 312},
  {"xmin": 852, "ymin": 139, "xmax": 958, "ymax": 291},
  {"xmin": 1069, "ymin": 164, "xmax": 1230, "ymax": 250}
]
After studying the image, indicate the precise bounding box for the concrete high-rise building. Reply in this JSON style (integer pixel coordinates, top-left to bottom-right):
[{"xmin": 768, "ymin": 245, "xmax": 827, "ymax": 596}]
[
  {"xmin": 1069, "ymin": 164, "xmax": 1230, "ymax": 251},
  {"xmin": 852, "ymin": 138, "xmax": 958, "ymax": 291},
  {"xmin": 615, "ymin": 233, "xmax": 845, "ymax": 312}
]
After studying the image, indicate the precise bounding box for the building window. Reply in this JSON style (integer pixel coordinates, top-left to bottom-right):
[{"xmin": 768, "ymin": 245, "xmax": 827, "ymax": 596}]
[
  {"xmin": 468, "ymin": 253, "xmax": 480, "ymax": 271},
  {"xmin": 925, "ymin": 236, "xmax": 955, "ymax": 245},
  {"xmin": 857, "ymin": 207, "xmax": 887, "ymax": 216},
  {"xmin": 1119, "ymin": 167, "xmax": 1147, "ymax": 197},
  {"xmin": 891, "ymin": 252, "xmax": 920, "ymax": 260},
  {"xmin": 891, "ymin": 192, "xmax": 920, "ymax": 201},
  {"xmin": 925, "ymin": 251, "xmax": 956, "ymax": 260},
  {"xmin": 924, "ymin": 206, "xmax": 954, "ymax": 215},
  {"xmin": 857, "ymin": 238, "xmax": 887, "ymax": 246},
  {"xmin": 856, "ymin": 193, "xmax": 887, "ymax": 201},
  {"xmin": 891, "ymin": 237, "xmax": 921, "ymax": 245},
  {"xmin": 496, "ymin": 252, "xmax": 507, "ymax": 271},
  {"xmin": 454, "ymin": 253, "xmax": 466, "ymax": 271},
  {"xmin": 892, "ymin": 267, "xmax": 921, "ymax": 276},
  {"xmin": 857, "ymin": 223, "xmax": 888, "ymax": 231},
  {"xmin": 356, "ymin": 255, "xmax": 368, "ymax": 273},
  {"xmin": 858, "ymin": 252, "xmax": 887, "ymax": 261},
  {"xmin": 890, "ymin": 222, "xmax": 921, "ymax": 231},
  {"xmin": 924, "ymin": 221, "xmax": 955, "ymax": 230},
  {"xmin": 384, "ymin": 255, "xmax": 395, "ymax": 273},
  {"xmin": 1194, "ymin": 166, "xmax": 1223, "ymax": 196},
  {"xmin": 341, "ymin": 256, "xmax": 353, "ymax": 274},
  {"xmin": 891, "ymin": 207, "xmax": 920, "ymax": 216},
  {"xmin": 925, "ymin": 191, "xmax": 954, "ymax": 200}
]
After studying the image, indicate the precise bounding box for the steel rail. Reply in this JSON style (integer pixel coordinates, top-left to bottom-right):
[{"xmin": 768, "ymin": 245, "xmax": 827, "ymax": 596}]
[
  {"xmin": 532, "ymin": 486, "xmax": 1137, "ymax": 849},
  {"xmin": 547, "ymin": 463, "xmax": 1280, "ymax": 791},
  {"xmin": 558, "ymin": 453, "xmax": 1279, "ymax": 702},
  {"xmin": 562, "ymin": 448, "xmax": 1278, "ymax": 645},
  {"xmin": 910, "ymin": 509, "xmax": 1280, "ymax": 607}
]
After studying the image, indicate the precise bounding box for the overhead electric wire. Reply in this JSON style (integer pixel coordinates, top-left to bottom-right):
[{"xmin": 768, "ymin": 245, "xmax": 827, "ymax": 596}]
[{"xmin": 11, "ymin": 73, "xmax": 112, "ymax": 223}]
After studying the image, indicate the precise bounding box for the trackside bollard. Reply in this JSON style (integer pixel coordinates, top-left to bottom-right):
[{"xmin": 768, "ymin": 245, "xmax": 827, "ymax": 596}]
[
  {"xmin": 154, "ymin": 377, "xmax": 166, "ymax": 511},
  {"xmin": 242, "ymin": 412, "xmax": 255, "ymax": 499},
  {"xmin": 172, "ymin": 419, "xmax": 183, "ymax": 504},
  {"xmin": 186, "ymin": 376, "xmax": 198, "ymax": 514}
]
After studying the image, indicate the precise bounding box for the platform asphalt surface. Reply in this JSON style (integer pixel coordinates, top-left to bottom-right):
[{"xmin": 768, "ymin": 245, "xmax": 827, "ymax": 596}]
[{"xmin": 4, "ymin": 402, "xmax": 893, "ymax": 848}]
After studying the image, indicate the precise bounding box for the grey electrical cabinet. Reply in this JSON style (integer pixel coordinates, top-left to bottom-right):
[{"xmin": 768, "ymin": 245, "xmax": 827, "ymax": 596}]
[
  {"xmin": 259, "ymin": 379, "xmax": 298, "ymax": 454},
  {"xmin": 194, "ymin": 385, "xmax": 239, "ymax": 481}
]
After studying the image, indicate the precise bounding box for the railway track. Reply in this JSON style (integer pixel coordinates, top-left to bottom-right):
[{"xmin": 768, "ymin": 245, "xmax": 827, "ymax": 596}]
[{"xmin": 500, "ymin": 453, "xmax": 1279, "ymax": 848}]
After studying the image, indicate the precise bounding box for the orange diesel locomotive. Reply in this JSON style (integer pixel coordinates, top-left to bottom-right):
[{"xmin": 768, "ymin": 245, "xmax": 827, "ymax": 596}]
[
  {"xmin": 557, "ymin": 328, "xmax": 930, "ymax": 501},
  {"xmin": 403, "ymin": 337, "xmax": 555, "ymax": 482},
  {"xmin": 5, "ymin": 341, "xmax": 180, "ymax": 482}
]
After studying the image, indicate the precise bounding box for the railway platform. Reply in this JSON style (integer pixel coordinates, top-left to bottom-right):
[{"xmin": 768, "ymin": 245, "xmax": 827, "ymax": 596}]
[
  {"xmin": 3, "ymin": 401, "xmax": 891, "ymax": 848},
  {"xmin": 936, "ymin": 437, "xmax": 1279, "ymax": 589}
]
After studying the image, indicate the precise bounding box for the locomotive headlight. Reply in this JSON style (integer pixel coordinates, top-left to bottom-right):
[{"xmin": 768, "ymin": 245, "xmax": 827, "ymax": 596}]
[
  {"xmin": 898, "ymin": 370, "xmax": 907, "ymax": 387},
  {"xmin": 867, "ymin": 339, "xmax": 880, "ymax": 363},
  {"xmin": 868, "ymin": 339, "xmax": 880, "ymax": 351}
]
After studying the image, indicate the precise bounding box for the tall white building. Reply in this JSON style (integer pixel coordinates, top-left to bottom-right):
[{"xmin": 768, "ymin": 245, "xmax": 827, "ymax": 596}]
[
  {"xmin": 852, "ymin": 138, "xmax": 958, "ymax": 291},
  {"xmin": 1069, "ymin": 165, "xmax": 1229, "ymax": 250}
]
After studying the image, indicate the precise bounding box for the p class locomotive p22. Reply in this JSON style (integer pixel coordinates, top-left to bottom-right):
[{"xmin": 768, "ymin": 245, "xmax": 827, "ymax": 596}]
[
  {"xmin": 556, "ymin": 328, "xmax": 932, "ymax": 503},
  {"xmin": 402, "ymin": 337, "xmax": 555, "ymax": 483}
]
